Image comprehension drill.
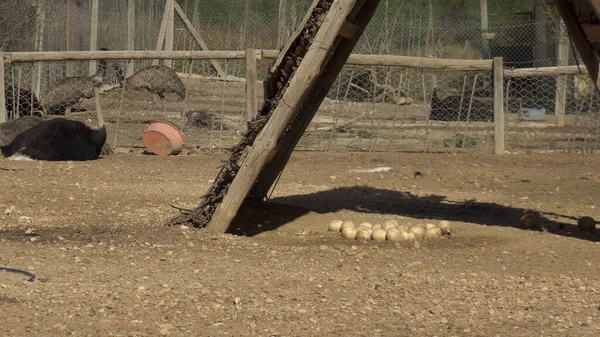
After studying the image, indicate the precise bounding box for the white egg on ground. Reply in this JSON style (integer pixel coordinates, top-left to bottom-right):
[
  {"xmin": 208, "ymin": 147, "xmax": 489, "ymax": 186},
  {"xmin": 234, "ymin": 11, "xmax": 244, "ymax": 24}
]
[
  {"xmin": 410, "ymin": 226, "xmax": 426, "ymax": 240},
  {"xmin": 426, "ymin": 227, "xmax": 442, "ymax": 238},
  {"xmin": 358, "ymin": 222, "xmax": 373, "ymax": 230},
  {"xmin": 438, "ymin": 220, "xmax": 451, "ymax": 231},
  {"xmin": 381, "ymin": 222, "xmax": 396, "ymax": 231},
  {"xmin": 371, "ymin": 228, "xmax": 387, "ymax": 241},
  {"xmin": 371, "ymin": 223, "xmax": 382, "ymax": 231},
  {"xmin": 341, "ymin": 227, "xmax": 357, "ymax": 239},
  {"xmin": 404, "ymin": 230, "xmax": 416, "ymax": 241},
  {"xmin": 328, "ymin": 220, "xmax": 343, "ymax": 232},
  {"xmin": 355, "ymin": 229, "xmax": 371, "ymax": 240},
  {"xmin": 341, "ymin": 221, "xmax": 355, "ymax": 230},
  {"xmin": 386, "ymin": 227, "xmax": 401, "ymax": 241}
]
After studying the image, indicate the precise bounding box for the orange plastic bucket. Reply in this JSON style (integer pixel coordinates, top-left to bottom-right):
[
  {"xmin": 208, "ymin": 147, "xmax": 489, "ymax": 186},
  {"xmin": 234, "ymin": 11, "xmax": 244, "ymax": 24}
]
[{"xmin": 142, "ymin": 121, "xmax": 185, "ymax": 156}]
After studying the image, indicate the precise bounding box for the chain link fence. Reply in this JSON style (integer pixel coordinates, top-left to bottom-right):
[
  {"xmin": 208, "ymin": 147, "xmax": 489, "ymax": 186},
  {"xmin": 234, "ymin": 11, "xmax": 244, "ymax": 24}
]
[{"xmin": 2, "ymin": 0, "xmax": 600, "ymax": 153}]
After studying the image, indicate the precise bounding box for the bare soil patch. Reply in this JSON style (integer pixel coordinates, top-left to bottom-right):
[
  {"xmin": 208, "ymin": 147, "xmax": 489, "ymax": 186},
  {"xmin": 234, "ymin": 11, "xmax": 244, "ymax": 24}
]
[{"xmin": 1, "ymin": 151, "xmax": 599, "ymax": 336}]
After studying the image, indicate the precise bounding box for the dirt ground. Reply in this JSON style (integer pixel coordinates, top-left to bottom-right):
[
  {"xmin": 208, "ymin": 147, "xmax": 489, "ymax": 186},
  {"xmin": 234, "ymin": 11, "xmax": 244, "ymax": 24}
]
[{"xmin": 1, "ymin": 150, "xmax": 599, "ymax": 337}]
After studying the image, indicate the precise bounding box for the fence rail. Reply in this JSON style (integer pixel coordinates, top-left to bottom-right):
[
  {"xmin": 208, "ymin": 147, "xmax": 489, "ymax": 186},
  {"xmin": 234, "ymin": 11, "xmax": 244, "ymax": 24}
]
[{"xmin": 2, "ymin": 50, "xmax": 599, "ymax": 154}]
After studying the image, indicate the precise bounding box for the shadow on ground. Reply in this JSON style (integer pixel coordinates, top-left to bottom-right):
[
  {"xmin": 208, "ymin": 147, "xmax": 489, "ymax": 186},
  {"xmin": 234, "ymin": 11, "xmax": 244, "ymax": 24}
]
[{"xmin": 230, "ymin": 186, "xmax": 599, "ymax": 242}]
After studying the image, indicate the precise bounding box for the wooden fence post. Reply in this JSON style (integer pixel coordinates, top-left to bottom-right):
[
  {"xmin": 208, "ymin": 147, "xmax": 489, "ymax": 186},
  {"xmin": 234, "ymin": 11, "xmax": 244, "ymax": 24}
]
[
  {"xmin": 32, "ymin": 0, "xmax": 45, "ymax": 97},
  {"xmin": 89, "ymin": 0, "xmax": 99, "ymax": 76},
  {"xmin": 493, "ymin": 57, "xmax": 505, "ymax": 154},
  {"xmin": 0, "ymin": 52, "xmax": 6, "ymax": 123},
  {"xmin": 245, "ymin": 48, "xmax": 258, "ymax": 124},
  {"xmin": 66, "ymin": 0, "xmax": 74, "ymax": 76},
  {"xmin": 164, "ymin": 0, "xmax": 175, "ymax": 68},
  {"xmin": 277, "ymin": 0, "xmax": 288, "ymax": 49},
  {"xmin": 555, "ymin": 20, "xmax": 569, "ymax": 127},
  {"xmin": 127, "ymin": 0, "xmax": 135, "ymax": 77}
]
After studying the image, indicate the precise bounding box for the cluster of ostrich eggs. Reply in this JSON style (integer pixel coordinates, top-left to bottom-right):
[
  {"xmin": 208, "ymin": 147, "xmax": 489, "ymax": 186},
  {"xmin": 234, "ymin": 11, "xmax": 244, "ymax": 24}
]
[{"xmin": 328, "ymin": 219, "xmax": 452, "ymax": 242}]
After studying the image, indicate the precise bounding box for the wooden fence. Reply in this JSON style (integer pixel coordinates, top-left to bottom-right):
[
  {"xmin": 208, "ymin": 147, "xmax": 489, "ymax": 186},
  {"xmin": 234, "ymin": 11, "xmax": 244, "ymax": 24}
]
[{"xmin": 1, "ymin": 50, "xmax": 593, "ymax": 154}]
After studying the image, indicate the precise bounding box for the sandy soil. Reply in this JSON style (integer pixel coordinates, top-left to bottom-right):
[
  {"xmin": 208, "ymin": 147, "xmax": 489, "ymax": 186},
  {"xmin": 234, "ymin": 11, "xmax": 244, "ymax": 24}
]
[{"xmin": 1, "ymin": 150, "xmax": 599, "ymax": 337}]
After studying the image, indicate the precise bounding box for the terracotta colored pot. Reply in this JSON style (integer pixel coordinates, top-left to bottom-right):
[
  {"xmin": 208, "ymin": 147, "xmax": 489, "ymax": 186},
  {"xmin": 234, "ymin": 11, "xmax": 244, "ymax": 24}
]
[{"xmin": 143, "ymin": 121, "xmax": 185, "ymax": 156}]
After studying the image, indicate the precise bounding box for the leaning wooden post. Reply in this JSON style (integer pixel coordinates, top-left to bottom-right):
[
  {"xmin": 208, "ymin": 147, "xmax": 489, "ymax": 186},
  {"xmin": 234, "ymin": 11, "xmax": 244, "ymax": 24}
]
[
  {"xmin": 251, "ymin": 0, "xmax": 381, "ymax": 199},
  {"xmin": 0, "ymin": 52, "xmax": 6, "ymax": 123},
  {"xmin": 89, "ymin": 0, "xmax": 99, "ymax": 76},
  {"xmin": 205, "ymin": 0, "xmax": 364, "ymax": 234},
  {"xmin": 493, "ymin": 57, "xmax": 505, "ymax": 154},
  {"xmin": 126, "ymin": 0, "xmax": 135, "ymax": 77},
  {"xmin": 245, "ymin": 48, "xmax": 258, "ymax": 124},
  {"xmin": 555, "ymin": 20, "xmax": 569, "ymax": 127}
]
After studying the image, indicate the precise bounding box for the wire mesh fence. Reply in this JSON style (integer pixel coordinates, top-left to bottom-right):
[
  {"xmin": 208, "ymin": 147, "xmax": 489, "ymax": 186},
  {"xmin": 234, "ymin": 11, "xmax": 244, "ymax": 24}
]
[{"xmin": 1, "ymin": 0, "xmax": 600, "ymax": 154}]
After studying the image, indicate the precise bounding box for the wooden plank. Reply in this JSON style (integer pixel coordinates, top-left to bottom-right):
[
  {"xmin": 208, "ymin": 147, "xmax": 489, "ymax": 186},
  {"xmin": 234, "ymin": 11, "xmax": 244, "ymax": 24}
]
[
  {"xmin": 555, "ymin": 0, "xmax": 600, "ymax": 86},
  {"xmin": 0, "ymin": 52, "xmax": 5, "ymax": 123},
  {"xmin": 173, "ymin": 2, "xmax": 227, "ymax": 78},
  {"xmin": 276, "ymin": 0, "xmax": 288, "ymax": 49},
  {"xmin": 153, "ymin": 0, "xmax": 172, "ymax": 65},
  {"xmin": 245, "ymin": 48, "xmax": 258, "ymax": 124},
  {"xmin": 7, "ymin": 50, "xmax": 247, "ymax": 62},
  {"xmin": 493, "ymin": 57, "xmax": 505, "ymax": 155},
  {"xmin": 89, "ymin": 0, "xmax": 99, "ymax": 76},
  {"xmin": 164, "ymin": 0, "xmax": 174, "ymax": 67},
  {"xmin": 555, "ymin": 21, "xmax": 569, "ymax": 127},
  {"xmin": 126, "ymin": 0, "xmax": 135, "ymax": 77},
  {"xmin": 252, "ymin": 0, "xmax": 380, "ymax": 199},
  {"xmin": 260, "ymin": 49, "xmax": 494, "ymax": 70},
  {"xmin": 504, "ymin": 65, "xmax": 587, "ymax": 77},
  {"xmin": 205, "ymin": 0, "xmax": 361, "ymax": 234}
]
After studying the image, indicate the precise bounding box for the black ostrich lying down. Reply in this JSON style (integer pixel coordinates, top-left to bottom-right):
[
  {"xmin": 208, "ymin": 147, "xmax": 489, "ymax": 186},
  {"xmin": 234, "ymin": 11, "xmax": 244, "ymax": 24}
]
[
  {"xmin": 0, "ymin": 118, "xmax": 107, "ymax": 161},
  {"xmin": 0, "ymin": 116, "xmax": 114, "ymax": 159}
]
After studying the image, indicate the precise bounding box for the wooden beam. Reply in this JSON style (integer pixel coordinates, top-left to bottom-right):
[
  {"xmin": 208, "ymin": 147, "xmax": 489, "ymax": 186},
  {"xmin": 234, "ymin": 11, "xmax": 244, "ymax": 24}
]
[
  {"xmin": 89, "ymin": 0, "xmax": 99, "ymax": 76},
  {"xmin": 555, "ymin": 20, "xmax": 569, "ymax": 127},
  {"xmin": 251, "ymin": 0, "xmax": 381, "ymax": 200},
  {"xmin": 205, "ymin": 0, "xmax": 362, "ymax": 234},
  {"xmin": 493, "ymin": 57, "xmax": 505, "ymax": 155},
  {"xmin": 554, "ymin": 0, "xmax": 600, "ymax": 86},
  {"xmin": 153, "ymin": 0, "xmax": 172, "ymax": 65},
  {"xmin": 0, "ymin": 52, "xmax": 5, "ymax": 123},
  {"xmin": 173, "ymin": 2, "xmax": 227, "ymax": 78},
  {"xmin": 260, "ymin": 49, "xmax": 494, "ymax": 70},
  {"xmin": 6, "ymin": 50, "xmax": 248, "ymax": 62},
  {"xmin": 126, "ymin": 0, "xmax": 135, "ymax": 77},
  {"xmin": 245, "ymin": 48, "xmax": 258, "ymax": 124},
  {"xmin": 504, "ymin": 65, "xmax": 587, "ymax": 77}
]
